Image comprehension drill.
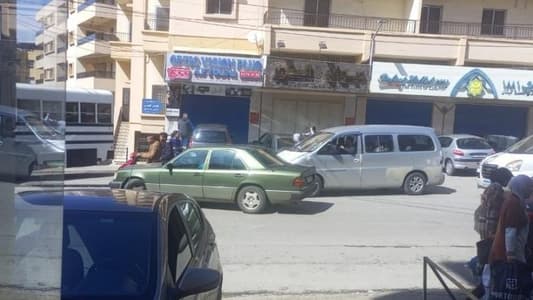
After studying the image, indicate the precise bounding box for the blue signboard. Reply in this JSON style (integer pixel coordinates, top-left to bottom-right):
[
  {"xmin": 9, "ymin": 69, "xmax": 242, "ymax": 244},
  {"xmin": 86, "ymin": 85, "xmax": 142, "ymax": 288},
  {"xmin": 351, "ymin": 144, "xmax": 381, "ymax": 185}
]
[{"xmin": 142, "ymin": 99, "xmax": 163, "ymax": 114}]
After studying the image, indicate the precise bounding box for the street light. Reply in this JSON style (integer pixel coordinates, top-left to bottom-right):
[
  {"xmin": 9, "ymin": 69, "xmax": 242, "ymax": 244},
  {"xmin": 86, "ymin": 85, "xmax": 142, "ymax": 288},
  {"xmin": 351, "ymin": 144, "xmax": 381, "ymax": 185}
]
[{"xmin": 369, "ymin": 19, "xmax": 388, "ymax": 75}]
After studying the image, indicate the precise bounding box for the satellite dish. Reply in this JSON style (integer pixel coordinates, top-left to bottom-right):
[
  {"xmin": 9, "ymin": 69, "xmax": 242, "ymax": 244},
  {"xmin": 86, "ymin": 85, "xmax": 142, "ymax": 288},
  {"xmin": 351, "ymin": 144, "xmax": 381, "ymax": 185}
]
[{"xmin": 247, "ymin": 31, "xmax": 264, "ymax": 45}]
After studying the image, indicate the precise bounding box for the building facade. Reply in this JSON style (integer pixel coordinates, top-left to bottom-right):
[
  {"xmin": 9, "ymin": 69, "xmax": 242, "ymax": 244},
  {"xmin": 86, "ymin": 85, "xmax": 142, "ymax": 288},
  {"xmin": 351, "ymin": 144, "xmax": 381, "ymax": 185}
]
[
  {"xmin": 111, "ymin": 0, "xmax": 533, "ymax": 161},
  {"xmin": 35, "ymin": 0, "xmax": 116, "ymax": 91}
]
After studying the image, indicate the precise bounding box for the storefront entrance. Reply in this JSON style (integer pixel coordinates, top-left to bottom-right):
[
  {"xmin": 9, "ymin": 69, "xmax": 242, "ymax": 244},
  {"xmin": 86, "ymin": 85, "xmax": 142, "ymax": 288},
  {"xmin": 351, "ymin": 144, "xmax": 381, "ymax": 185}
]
[
  {"xmin": 366, "ymin": 99, "xmax": 433, "ymax": 127},
  {"xmin": 454, "ymin": 104, "xmax": 527, "ymax": 139},
  {"xmin": 181, "ymin": 95, "xmax": 250, "ymax": 144}
]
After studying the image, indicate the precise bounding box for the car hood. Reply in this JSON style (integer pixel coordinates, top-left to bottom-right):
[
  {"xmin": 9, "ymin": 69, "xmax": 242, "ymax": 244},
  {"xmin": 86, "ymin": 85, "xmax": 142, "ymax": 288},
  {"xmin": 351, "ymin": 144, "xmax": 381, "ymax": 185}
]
[
  {"xmin": 277, "ymin": 150, "xmax": 308, "ymax": 163},
  {"xmin": 483, "ymin": 152, "xmax": 529, "ymax": 166}
]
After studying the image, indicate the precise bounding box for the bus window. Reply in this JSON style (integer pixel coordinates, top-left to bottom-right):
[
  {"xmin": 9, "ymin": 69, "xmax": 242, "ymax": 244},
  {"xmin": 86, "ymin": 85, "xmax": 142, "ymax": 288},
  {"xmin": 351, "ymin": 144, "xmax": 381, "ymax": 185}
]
[
  {"xmin": 66, "ymin": 103, "xmax": 79, "ymax": 123},
  {"xmin": 97, "ymin": 104, "xmax": 112, "ymax": 124},
  {"xmin": 43, "ymin": 101, "xmax": 63, "ymax": 121},
  {"xmin": 18, "ymin": 99, "xmax": 41, "ymax": 117},
  {"xmin": 80, "ymin": 103, "xmax": 96, "ymax": 124}
]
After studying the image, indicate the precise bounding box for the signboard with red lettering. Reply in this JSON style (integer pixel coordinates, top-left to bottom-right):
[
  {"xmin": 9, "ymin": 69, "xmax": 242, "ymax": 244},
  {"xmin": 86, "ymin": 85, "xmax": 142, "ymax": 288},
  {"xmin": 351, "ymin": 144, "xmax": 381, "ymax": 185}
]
[{"xmin": 166, "ymin": 53, "xmax": 264, "ymax": 87}]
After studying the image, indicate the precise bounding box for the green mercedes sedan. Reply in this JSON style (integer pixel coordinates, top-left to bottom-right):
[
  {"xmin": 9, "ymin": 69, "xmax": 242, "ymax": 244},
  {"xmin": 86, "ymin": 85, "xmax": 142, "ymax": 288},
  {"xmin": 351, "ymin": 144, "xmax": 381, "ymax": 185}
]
[{"xmin": 110, "ymin": 146, "xmax": 317, "ymax": 213}]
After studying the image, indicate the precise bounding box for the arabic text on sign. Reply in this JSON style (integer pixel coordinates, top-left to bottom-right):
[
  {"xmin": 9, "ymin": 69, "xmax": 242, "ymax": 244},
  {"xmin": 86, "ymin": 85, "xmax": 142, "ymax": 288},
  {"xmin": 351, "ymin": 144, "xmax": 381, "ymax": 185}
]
[{"xmin": 378, "ymin": 74, "xmax": 450, "ymax": 91}]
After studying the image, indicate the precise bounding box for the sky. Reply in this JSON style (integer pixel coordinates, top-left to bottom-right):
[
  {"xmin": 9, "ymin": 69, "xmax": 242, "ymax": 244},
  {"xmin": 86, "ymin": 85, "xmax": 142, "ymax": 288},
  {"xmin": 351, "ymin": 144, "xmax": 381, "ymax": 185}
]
[{"xmin": 17, "ymin": 0, "xmax": 50, "ymax": 43}]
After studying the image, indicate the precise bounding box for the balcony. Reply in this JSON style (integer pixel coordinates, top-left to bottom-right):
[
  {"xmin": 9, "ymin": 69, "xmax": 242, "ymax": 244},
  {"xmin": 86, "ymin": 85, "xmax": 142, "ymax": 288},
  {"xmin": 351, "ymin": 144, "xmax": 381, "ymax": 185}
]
[
  {"xmin": 264, "ymin": 9, "xmax": 533, "ymax": 41},
  {"xmin": 264, "ymin": 9, "xmax": 416, "ymax": 34},
  {"xmin": 77, "ymin": 70, "xmax": 115, "ymax": 79},
  {"xmin": 144, "ymin": 17, "xmax": 169, "ymax": 32},
  {"xmin": 72, "ymin": 33, "xmax": 118, "ymax": 58},
  {"xmin": 78, "ymin": 0, "xmax": 115, "ymax": 12},
  {"xmin": 75, "ymin": 71, "xmax": 115, "ymax": 90},
  {"xmin": 78, "ymin": 32, "xmax": 118, "ymax": 45},
  {"xmin": 57, "ymin": 46, "xmax": 67, "ymax": 53}
]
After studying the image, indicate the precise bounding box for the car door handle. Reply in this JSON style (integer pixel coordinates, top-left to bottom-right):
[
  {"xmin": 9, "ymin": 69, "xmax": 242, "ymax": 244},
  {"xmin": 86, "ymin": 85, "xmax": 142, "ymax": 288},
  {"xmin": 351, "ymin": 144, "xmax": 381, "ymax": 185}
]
[
  {"xmin": 234, "ymin": 173, "xmax": 245, "ymax": 178},
  {"xmin": 353, "ymin": 158, "xmax": 360, "ymax": 163},
  {"xmin": 193, "ymin": 172, "xmax": 202, "ymax": 176}
]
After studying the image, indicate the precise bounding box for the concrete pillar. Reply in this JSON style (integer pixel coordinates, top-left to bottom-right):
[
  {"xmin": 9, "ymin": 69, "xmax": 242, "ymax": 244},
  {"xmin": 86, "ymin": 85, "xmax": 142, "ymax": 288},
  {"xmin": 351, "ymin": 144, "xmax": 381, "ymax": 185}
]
[
  {"xmin": 432, "ymin": 102, "xmax": 456, "ymax": 135},
  {"xmin": 355, "ymin": 96, "xmax": 367, "ymax": 125},
  {"xmin": 259, "ymin": 92, "xmax": 273, "ymax": 134},
  {"xmin": 455, "ymin": 38, "xmax": 468, "ymax": 66},
  {"xmin": 344, "ymin": 96, "xmax": 357, "ymax": 125},
  {"xmin": 248, "ymin": 90, "xmax": 261, "ymax": 142}
]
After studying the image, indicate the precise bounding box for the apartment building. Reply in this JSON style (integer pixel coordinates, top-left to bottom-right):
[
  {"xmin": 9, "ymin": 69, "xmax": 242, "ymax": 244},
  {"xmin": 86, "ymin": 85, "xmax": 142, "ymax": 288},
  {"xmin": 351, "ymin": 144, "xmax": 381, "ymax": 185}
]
[
  {"xmin": 16, "ymin": 43, "xmax": 43, "ymax": 84},
  {"xmin": 111, "ymin": 0, "xmax": 533, "ymax": 160},
  {"xmin": 35, "ymin": 0, "xmax": 116, "ymax": 91},
  {"xmin": 0, "ymin": 0, "xmax": 16, "ymax": 108}
]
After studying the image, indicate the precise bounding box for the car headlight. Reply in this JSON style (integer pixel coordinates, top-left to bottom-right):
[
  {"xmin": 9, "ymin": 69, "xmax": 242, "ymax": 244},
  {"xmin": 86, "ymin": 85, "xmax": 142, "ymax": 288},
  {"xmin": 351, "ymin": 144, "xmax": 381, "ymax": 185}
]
[{"xmin": 506, "ymin": 160, "xmax": 523, "ymax": 172}]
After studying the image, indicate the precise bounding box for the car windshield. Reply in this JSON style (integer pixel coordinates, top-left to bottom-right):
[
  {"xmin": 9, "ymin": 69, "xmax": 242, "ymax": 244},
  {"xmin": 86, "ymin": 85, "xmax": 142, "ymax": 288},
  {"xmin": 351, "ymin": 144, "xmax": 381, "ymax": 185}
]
[
  {"xmin": 193, "ymin": 130, "xmax": 227, "ymax": 143},
  {"xmin": 296, "ymin": 132, "xmax": 334, "ymax": 152},
  {"xmin": 61, "ymin": 211, "xmax": 156, "ymax": 300},
  {"xmin": 506, "ymin": 135, "xmax": 533, "ymax": 154},
  {"xmin": 456, "ymin": 138, "xmax": 492, "ymax": 150},
  {"xmin": 249, "ymin": 148, "xmax": 285, "ymax": 167},
  {"xmin": 24, "ymin": 115, "xmax": 63, "ymax": 140}
]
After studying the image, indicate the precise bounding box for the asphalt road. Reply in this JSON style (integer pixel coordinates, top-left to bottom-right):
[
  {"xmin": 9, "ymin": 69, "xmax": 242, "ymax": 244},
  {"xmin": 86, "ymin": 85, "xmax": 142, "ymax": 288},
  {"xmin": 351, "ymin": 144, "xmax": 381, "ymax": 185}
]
[{"xmin": 11, "ymin": 169, "xmax": 483, "ymax": 299}]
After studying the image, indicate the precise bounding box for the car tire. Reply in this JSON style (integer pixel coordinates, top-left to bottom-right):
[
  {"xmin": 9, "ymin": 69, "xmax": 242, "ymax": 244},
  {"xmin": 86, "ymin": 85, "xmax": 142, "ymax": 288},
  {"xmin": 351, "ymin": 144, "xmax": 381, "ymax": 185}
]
[
  {"xmin": 236, "ymin": 185, "xmax": 269, "ymax": 214},
  {"xmin": 124, "ymin": 178, "xmax": 146, "ymax": 191},
  {"xmin": 445, "ymin": 160, "xmax": 456, "ymax": 176},
  {"xmin": 403, "ymin": 172, "xmax": 427, "ymax": 195},
  {"xmin": 310, "ymin": 175, "xmax": 323, "ymax": 197}
]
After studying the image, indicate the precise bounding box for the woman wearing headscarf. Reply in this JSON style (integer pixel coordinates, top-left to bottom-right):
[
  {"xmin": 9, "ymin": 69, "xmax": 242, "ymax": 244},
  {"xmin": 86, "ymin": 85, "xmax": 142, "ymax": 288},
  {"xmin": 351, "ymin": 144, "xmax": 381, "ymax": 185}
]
[{"xmin": 485, "ymin": 175, "xmax": 533, "ymax": 299}]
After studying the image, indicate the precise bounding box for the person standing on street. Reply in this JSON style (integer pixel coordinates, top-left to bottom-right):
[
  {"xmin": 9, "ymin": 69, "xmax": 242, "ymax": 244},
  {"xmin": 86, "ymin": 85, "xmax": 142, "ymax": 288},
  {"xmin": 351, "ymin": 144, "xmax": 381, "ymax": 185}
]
[
  {"xmin": 137, "ymin": 135, "xmax": 161, "ymax": 163},
  {"xmin": 178, "ymin": 113, "xmax": 193, "ymax": 148},
  {"xmin": 169, "ymin": 130, "xmax": 183, "ymax": 156},
  {"xmin": 159, "ymin": 132, "xmax": 174, "ymax": 164}
]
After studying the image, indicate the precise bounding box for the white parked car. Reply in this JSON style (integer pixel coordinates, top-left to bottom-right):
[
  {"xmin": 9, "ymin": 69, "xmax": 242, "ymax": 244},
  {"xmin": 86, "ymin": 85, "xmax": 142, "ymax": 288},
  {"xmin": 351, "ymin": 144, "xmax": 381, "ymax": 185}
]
[{"xmin": 478, "ymin": 134, "xmax": 533, "ymax": 188}]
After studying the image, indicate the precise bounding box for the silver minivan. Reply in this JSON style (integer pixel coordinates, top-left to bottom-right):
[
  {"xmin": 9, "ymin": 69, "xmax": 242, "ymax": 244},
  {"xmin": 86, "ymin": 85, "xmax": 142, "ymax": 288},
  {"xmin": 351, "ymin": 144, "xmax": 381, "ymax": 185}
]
[{"xmin": 277, "ymin": 125, "xmax": 445, "ymax": 195}]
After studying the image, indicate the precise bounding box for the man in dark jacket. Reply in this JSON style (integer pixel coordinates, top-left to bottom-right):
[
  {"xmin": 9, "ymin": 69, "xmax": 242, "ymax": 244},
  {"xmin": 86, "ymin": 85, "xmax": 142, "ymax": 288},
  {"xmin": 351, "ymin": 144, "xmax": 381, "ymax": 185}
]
[
  {"xmin": 178, "ymin": 113, "xmax": 193, "ymax": 148},
  {"xmin": 159, "ymin": 132, "xmax": 174, "ymax": 163}
]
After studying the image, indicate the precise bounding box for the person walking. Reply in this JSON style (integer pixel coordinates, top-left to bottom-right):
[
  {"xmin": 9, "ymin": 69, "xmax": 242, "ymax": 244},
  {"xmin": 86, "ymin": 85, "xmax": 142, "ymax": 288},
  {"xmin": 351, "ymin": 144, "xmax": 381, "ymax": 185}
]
[
  {"xmin": 178, "ymin": 113, "xmax": 194, "ymax": 148},
  {"xmin": 159, "ymin": 132, "xmax": 174, "ymax": 164},
  {"xmin": 137, "ymin": 135, "xmax": 161, "ymax": 163},
  {"xmin": 485, "ymin": 175, "xmax": 533, "ymax": 299}
]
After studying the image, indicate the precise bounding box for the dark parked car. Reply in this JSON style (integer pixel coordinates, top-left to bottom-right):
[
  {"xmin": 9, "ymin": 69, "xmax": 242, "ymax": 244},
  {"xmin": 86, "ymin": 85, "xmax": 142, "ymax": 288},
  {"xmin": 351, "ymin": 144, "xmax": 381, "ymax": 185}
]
[
  {"xmin": 252, "ymin": 133, "xmax": 294, "ymax": 153},
  {"xmin": 18, "ymin": 189, "xmax": 223, "ymax": 300},
  {"xmin": 485, "ymin": 134, "xmax": 519, "ymax": 153},
  {"xmin": 190, "ymin": 124, "xmax": 232, "ymax": 148}
]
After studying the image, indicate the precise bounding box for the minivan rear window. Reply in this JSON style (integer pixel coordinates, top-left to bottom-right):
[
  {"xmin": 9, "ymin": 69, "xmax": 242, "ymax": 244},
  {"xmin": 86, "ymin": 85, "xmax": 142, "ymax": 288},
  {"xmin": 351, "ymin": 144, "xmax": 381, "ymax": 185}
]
[
  {"xmin": 193, "ymin": 130, "xmax": 227, "ymax": 143},
  {"xmin": 456, "ymin": 138, "xmax": 491, "ymax": 150},
  {"xmin": 399, "ymin": 135, "xmax": 435, "ymax": 152}
]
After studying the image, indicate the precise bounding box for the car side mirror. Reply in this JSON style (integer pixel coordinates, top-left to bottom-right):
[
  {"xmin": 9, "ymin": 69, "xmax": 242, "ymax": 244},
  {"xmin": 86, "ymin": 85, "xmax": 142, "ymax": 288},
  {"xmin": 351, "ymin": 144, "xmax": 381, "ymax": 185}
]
[
  {"xmin": 175, "ymin": 267, "xmax": 221, "ymax": 298},
  {"xmin": 166, "ymin": 163, "xmax": 174, "ymax": 175}
]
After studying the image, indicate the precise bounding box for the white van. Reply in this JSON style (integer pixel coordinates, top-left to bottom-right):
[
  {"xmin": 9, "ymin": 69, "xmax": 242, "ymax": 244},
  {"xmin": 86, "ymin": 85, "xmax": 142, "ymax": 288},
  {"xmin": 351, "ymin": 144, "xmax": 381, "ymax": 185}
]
[
  {"xmin": 478, "ymin": 134, "xmax": 533, "ymax": 188},
  {"xmin": 277, "ymin": 125, "xmax": 445, "ymax": 195}
]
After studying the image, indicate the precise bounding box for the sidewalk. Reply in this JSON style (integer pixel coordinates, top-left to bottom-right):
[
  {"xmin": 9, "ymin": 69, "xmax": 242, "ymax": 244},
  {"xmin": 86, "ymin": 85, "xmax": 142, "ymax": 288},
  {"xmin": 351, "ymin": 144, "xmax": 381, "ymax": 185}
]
[{"xmin": 22, "ymin": 164, "xmax": 119, "ymax": 188}]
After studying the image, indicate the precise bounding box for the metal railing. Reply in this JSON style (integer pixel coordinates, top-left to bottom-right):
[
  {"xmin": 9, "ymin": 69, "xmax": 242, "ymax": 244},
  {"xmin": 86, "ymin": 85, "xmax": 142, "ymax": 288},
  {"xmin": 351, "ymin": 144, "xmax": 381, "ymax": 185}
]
[
  {"xmin": 264, "ymin": 9, "xmax": 417, "ymax": 33},
  {"xmin": 423, "ymin": 257, "xmax": 479, "ymax": 300},
  {"xmin": 113, "ymin": 31, "xmax": 132, "ymax": 42},
  {"xmin": 421, "ymin": 21, "xmax": 533, "ymax": 40},
  {"xmin": 77, "ymin": 71, "xmax": 115, "ymax": 79},
  {"xmin": 77, "ymin": 32, "xmax": 118, "ymax": 45},
  {"xmin": 264, "ymin": 9, "xmax": 533, "ymax": 40},
  {"xmin": 144, "ymin": 17, "xmax": 169, "ymax": 31},
  {"xmin": 78, "ymin": 0, "xmax": 115, "ymax": 11}
]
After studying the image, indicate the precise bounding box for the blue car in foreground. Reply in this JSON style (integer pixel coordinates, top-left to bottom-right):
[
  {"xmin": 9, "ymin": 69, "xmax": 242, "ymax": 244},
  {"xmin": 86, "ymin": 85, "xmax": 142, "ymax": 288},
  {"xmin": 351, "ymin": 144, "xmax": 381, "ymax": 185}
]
[{"xmin": 19, "ymin": 189, "xmax": 223, "ymax": 300}]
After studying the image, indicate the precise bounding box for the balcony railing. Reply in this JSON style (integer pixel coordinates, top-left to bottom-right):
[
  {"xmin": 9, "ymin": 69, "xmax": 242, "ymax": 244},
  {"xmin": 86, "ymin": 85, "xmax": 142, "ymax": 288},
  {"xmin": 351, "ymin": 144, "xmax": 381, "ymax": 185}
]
[
  {"xmin": 114, "ymin": 31, "xmax": 132, "ymax": 42},
  {"xmin": 264, "ymin": 9, "xmax": 417, "ymax": 33},
  {"xmin": 421, "ymin": 21, "xmax": 533, "ymax": 40},
  {"xmin": 144, "ymin": 17, "xmax": 169, "ymax": 31},
  {"xmin": 36, "ymin": 79, "xmax": 44, "ymax": 84},
  {"xmin": 78, "ymin": 0, "xmax": 116, "ymax": 12},
  {"xmin": 77, "ymin": 32, "xmax": 118, "ymax": 45},
  {"xmin": 265, "ymin": 9, "xmax": 533, "ymax": 40},
  {"xmin": 77, "ymin": 71, "xmax": 115, "ymax": 79},
  {"xmin": 57, "ymin": 45, "xmax": 67, "ymax": 53},
  {"xmin": 35, "ymin": 29, "xmax": 44, "ymax": 36}
]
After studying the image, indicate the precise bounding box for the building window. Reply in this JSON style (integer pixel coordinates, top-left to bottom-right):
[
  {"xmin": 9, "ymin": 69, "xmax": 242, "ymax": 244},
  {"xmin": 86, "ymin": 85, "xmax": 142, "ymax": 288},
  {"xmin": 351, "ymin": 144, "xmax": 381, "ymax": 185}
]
[
  {"xmin": 420, "ymin": 6, "xmax": 442, "ymax": 34},
  {"xmin": 481, "ymin": 9, "xmax": 505, "ymax": 35},
  {"xmin": 28, "ymin": 60, "xmax": 34, "ymax": 68},
  {"xmin": 68, "ymin": 63, "xmax": 74, "ymax": 78},
  {"xmin": 206, "ymin": 0, "xmax": 232, "ymax": 14},
  {"xmin": 44, "ymin": 68, "xmax": 55, "ymax": 81},
  {"xmin": 152, "ymin": 85, "xmax": 167, "ymax": 107},
  {"xmin": 18, "ymin": 99, "xmax": 41, "ymax": 117},
  {"xmin": 43, "ymin": 101, "xmax": 63, "ymax": 121},
  {"xmin": 303, "ymin": 0, "xmax": 330, "ymax": 27},
  {"xmin": 80, "ymin": 103, "xmax": 96, "ymax": 123},
  {"xmin": 66, "ymin": 103, "xmax": 79, "ymax": 123},
  {"xmin": 44, "ymin": 41, "xmax": 55, "ymax": 54},
  {"xmin": 155, "ymin": 7, "xmax": 170, "ymax": 31},
  {"xmin": 68, "ymin": 31, "xmax": 75, "ymax": 46}
]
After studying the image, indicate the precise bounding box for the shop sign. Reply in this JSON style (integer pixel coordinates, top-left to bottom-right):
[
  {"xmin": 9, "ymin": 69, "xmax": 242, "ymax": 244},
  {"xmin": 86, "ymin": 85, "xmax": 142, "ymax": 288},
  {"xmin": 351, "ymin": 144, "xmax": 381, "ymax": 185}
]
[
  {"xmin": 371, "ymin": 62, "xmax": 533, "ymax": 101},
  {"xmin": 265, "ymin": 57, "xmax": 370, "ymax": 93},
  {"xmin": 182, "ymin": 84, "xmax": 253, "ymax": 97},
  {"xmin": 142, "ymin": 99, "xmax": 163, "ymax": 114},
  {"xmin": 166, "ymin": 53, "xmax": 264, "ymax": 87}
]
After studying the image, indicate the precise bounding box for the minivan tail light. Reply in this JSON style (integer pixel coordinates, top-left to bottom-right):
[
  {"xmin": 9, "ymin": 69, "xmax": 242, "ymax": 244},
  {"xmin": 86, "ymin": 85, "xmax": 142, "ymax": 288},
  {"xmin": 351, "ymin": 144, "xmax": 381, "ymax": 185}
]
[
  {"xmin": 453, "ymin": 149, "xmax": 464, "ymax": 156},
  {"xmin": 292, "ymin": 177, "xmax": 305, "ymax": 188}
]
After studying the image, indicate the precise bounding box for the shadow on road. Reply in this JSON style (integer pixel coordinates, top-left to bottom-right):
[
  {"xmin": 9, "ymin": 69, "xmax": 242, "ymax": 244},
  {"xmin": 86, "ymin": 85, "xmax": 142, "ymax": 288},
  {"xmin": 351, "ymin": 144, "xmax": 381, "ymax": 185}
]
[
  {"xmin": 319, "ymin": 186, "xmax": 456, "ymax": 197},
  {"xmin": 372, "ymin": 289, "xmax": 466, "ymax": 300},
  {"xmin": 200, "ymin": 200, "xmax": 334, "ymax": 215}
]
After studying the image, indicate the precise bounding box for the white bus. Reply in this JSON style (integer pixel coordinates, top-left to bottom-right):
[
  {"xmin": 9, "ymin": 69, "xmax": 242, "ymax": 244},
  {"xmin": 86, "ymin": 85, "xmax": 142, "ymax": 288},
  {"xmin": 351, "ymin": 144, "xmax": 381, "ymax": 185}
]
[{"xmin": 16, "ymin": 83, "xmax": 114, "ymax": 167}]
